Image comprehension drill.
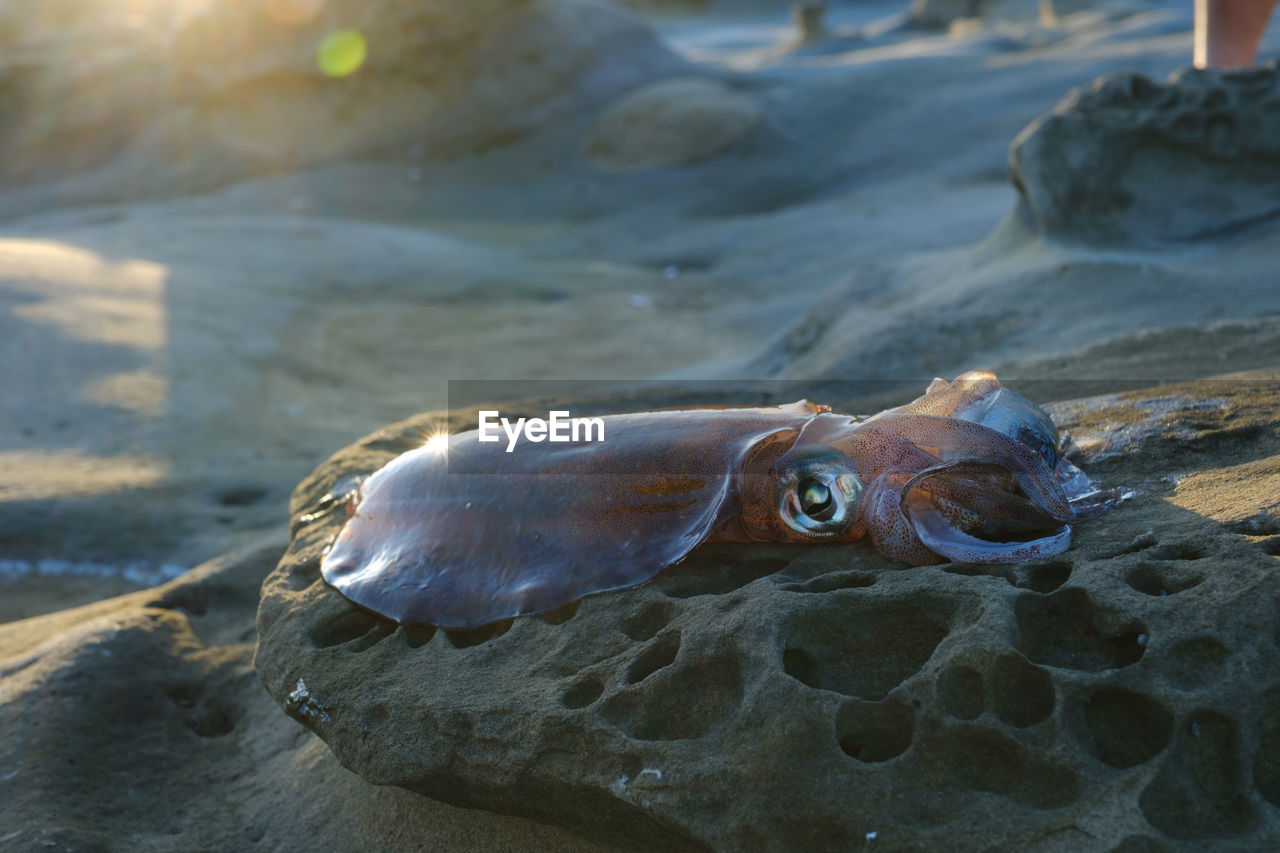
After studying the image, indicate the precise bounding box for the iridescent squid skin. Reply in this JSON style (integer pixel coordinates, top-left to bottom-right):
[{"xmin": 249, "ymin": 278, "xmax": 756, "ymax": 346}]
[{"xmin": 321, "ymin": 372, "xmax": 1123, "ymax": 627}]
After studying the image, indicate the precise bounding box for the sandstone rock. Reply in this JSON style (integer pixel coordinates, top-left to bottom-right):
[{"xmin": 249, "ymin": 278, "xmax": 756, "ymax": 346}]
[
  {"xmin": 909, "ymin": 0, "xmax": 1107, "ymax": 29},
  {"xmin": 583, "ymin": 77, "xmax": 763, "ymax": 171},
  {"xmin": 0, "ymin": 0, "xmax": 684, "ymax": 194},
  {"xmin": 256, "ymin": 377, "xmax": 1280, "ymax": 850},
  {"xmin": 738, "ymin": 247, "xmax": 1280, "ymax": 384},
  {"xmin": 0, "ymin": 544, "xmax": 612, "ymax": 851},
  {"xmin": 0, "ymin": 0, "xmax": 194, "ymax": 39},
  {"xmin": 616, "ymin": 0, "xmax": 782, "ymax": 11},
  {"xmin": 1009, "ymin": 63, "xmax": 1280, "ymax": 245},
  {"xmin": 616, "ymin": 0, "xmax": 713, "ymax": 11},
  {"xmin": 0, "ymin": 27, "xmax": 173, "ymax": 186}
]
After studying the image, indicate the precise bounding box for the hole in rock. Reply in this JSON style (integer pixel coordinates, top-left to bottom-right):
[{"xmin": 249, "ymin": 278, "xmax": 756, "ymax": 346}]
[
  {"xmin": 309, "ymin": 609, "xmax": 394, "ymax": 650},
  {"xmin": 351, "ymin": 624, "xmax": 395, "ymax": 652},
  {"xmin": 1202, "ymin": 88, "xmax": 1230, "ymax": 110},
  {"xmin": 781, "ymin": 595, "xmax": 955, "ymax": 700},
  {"xmin": 444, "ymin": 619, "xmax": 513, "ymax": 649},
  {"xmin": 166, "ymin": 685, "xmax": 197, "ymax": 709},
  {"xmin": 401, "ymin": 624, "xmax": 436, "ymax": 649},
  {"xmin": 1014, "ymin": 589, "xmax": 1146, "ymax": 671},
  {"xmin": 782, "ymin": 648, "xmax": 817, "ymax": 689},
  {"xmin": 991, "ymin": 654, "xmax": 1055, "ymax": 728},
  {"xmin": 537, "ymin": 600, "xmax": 580, "ymax": 625},
  {"xmin": 925, "ymin": 724, "xmax": 1080, "ymax": 809},
  {"xmin": 215, "ymin": 485, "xmax": 268, "ymax": 507},
  {"xmin": 941, "ymin": 564, "xmax": 1017, "ymax": 587},
  {"xmin": 283, "ymin": 559, "xmax": 318, "ymax": 591},
  {"xmin": 621, "ymin": 601, "xmax": 675, "ymax": 642},
  {"xmin": 1162, "ymin": 636, "xmax": 1229, "ymax": 691},
  {"xmin": 562, "ymin": 678, "xmax": 604, "ymax": 710},
  {"xmin": 1145, "ymin": 541, "xmax": 1207, "ymax": 561},
  {"xmin": 1080, "ymin": 688, "xmax": 1173, "ymax": 768},
  {"xmin": 600, "ymin": 655, "xmax": 742, "ymax": 741},
  {"xmin": 836, "ymin": 698, "xmax": 913, "ymax": 763},
  {"xmin": 656, "ymin": 552, "xmax": 790, "ymax": 598},
  {"xmin": 937, "ymin": 665, "xmax": 984, "ymax": 721},
  {"xmin": 1023, "ymin": 561, "xmax": 1071, "ymax": 594},
  {"xmin": 442, "ymin": 711, "xmax": 472, "ymax": 737},
  {"xmin": 1171, "ymin": 112, "xmax": 1203, "ymax": 138},
  {"xmin": 782, "ymin": 571, "xmax": 876, "ymax": 593},
  {"xmin": 1260, "ymin": 536, "xmax": 1280, "ymax": 557},
  {"xmin": 1110, "ymin": 835, "xmax": 1172, "ymax": 853},
  {"xmin": 1109, "ymin": 530, "xmax": 1158, "ymax": 558},
  {"xmin": 1126, "ymin": 563, "xmax": 1204, "ymax": 596},
  {"xmin": 1139, "ymin": 711, "xmax": 1255, "ymax": 838},
  {"xmin": 191, "ymin": 704, "xmax": 235, "ymax": 738},
  {"xmin": 744, "ymin": 817, "xmax": 858, "ymax": 851},
  {"xmin": 147, "ymin": 588, "xmax": 208, "ymax": 617},
  {"xmin": 1127, "ymin": 74, "xmax": 1161, "ymax": 103},
  {"xmin": 1183, "ymin": 424, "xmax": 1269, "ymax": 456},
  {"xmin": 1226, "ymin": 514, "xmax": 1280, "ymax": 536},
  {"xmin": 626, "ymin": 633, "xmax": 680, "ymax": 685},
  {"xmin": 1254, "ymin": 686, "xmax": 1280, "ymax": 808},
  {"xmin": 1205, "ymin": 114, "xmax": 1235, "ymax": 152}
]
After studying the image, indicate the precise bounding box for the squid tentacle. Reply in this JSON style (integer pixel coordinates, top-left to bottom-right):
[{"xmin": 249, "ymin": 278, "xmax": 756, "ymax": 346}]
[
  {"xmin": 863, "ymin": 473, "xmax": 945, "ymax": 566},
  {"xmin": 910, "ymin": 476, "xmax": 1057, "ymax": 539},
  {"xmin": 904, "ymin": 489, "xmax": 1072, "ymax": 563},
  {"xmin": 864, "ymin": 447, "xmax": 1081, "ymax": 565},
  {"xmin": 859, "ymin": 413, "xmax": 1076, "ymax": 521}
]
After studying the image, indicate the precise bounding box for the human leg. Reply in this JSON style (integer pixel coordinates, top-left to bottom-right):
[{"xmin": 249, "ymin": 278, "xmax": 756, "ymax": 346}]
[{"xmin": 1194, "ymin": 0, "xmax": 1279, "ymax": 69}]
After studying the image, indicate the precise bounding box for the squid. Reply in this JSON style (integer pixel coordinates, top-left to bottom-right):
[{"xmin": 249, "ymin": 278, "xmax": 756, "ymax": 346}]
[{"xmin": 320, "ymin": 371, "xmax": 1123, "ymax": 627}]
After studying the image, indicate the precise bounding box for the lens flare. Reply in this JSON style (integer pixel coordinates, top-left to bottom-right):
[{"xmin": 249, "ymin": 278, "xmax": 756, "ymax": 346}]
[
  {"xmin": 422, "ymin": 432, "xmax": 451, "ymax": 455},
  {"xmin": 317, "ymin": 29, "xmax": 367, "ymax": 78}
]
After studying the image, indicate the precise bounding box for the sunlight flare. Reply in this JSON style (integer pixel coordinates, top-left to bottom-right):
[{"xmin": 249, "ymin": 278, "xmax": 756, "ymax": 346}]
[
  {"xmin": 422, "ymin": 431, "xmax": 451, "ymax": 455},
  {"xmin": 317, "ymin": 29, "xmax": 367, "ymax": 77}
]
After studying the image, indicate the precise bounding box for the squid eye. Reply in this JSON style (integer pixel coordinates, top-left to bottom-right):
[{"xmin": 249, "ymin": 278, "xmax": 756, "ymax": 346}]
[
  {"xmin": 798, "ymin": 478, "xmax": 833, "ymax": 518},
  {"xmin": 778, "ymin": 461, "xmax": 862, "ymax": 539}
]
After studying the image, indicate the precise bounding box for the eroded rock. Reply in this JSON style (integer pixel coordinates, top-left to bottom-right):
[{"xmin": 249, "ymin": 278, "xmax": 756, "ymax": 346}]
[
  {"xmin": 0, "ymin": 0, "xmax": 684, "ymax": 195},
  {"xmin": 1009, "ymin": 64, "xmax": 1280, "ymax": 244},
  {"xmin": 910, "ymin": 0, "xmax": 1123, "ymax": 29},
  {"xmin": 0, "ymin": 545, "xmax": 610, "ymax": 852},
  {"xmin": 583, "ymin": 77, "xmax": 762, "ymax": 172},
  {"xmin": 256, "ymin": 376, "xmax": 1280, "ymax": 850},
  {"xmin": 911, "ymin": 0, "xmax": 1031, "ymax": 28}
]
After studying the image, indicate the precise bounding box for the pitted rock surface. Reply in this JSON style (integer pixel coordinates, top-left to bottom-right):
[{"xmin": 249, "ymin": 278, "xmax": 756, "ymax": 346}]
[
  {"xmin": 256, "ymin": 378, "xmax": 1280, "ymax": 850},
  {"xmin": 1010, "ymin": 64, "xmax": 1280, "ymax": 245}
]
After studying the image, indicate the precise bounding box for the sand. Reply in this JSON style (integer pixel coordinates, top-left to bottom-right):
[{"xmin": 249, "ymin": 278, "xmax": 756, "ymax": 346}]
[{"xmin": 2, "ymin": 0, "xmax": 1279, "ymax": 848}]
